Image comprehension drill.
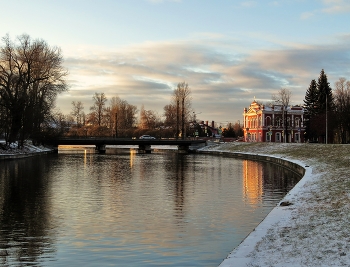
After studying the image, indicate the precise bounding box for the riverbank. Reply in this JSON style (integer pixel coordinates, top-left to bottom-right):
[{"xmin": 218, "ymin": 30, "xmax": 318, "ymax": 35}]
[
  {"xmin": 199, "ymin": 142, "xmax": 350, "ymax": 267},
  {"xmin": 0, "ymin": 140, "xmax": 53, "ymax": 160}
]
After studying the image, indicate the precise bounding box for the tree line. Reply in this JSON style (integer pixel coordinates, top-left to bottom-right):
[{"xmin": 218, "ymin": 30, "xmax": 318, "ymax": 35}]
[
  {"xmin": 62, "ymin": 82, "xmax": 243, "ymax": 139},
  {"xmin": 60, "ymin": 82, "xmax": 201, "ymax": 139},
  {"xmin": 267, "ymin": 69, "xmax": 350, "ymax": 144},
  {"xmin": 304, "ymin": 69, "xmax": 350, "ymax": 143},
  {"xmin": 0, "ymin": 34, "xmax": 204, "ymax": 145},
  {"xmin": 0, "ymin": 35, "xmax": 241, "ymax": 146}
]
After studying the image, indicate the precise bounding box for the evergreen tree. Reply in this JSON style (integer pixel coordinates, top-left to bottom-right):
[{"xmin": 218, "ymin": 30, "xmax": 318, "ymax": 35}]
[
  {"xmin": 304, "ymin": 79, "xmax": 318, "ymax": 115},
  {"xmin": 303, "ymin": 79, "xmax": 318, "ymax": 141},
  {"xmin": 316, "ymin": 69, "xmax": 334, "ymax": 143},
  {"xmin": 304, "ymin": 69, "xmax": 334, "ymax": 143},
  {"xmin": 222, "ymin": 123, "xmax": 236, "ymax": 138},
  {"xmin": 317, "ymin": 69, "xmax": 333, "ymax": 113}
]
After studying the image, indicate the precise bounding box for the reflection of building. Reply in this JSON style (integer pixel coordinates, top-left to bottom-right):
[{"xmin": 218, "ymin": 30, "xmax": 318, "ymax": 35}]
[
  {"xmin": 243, "ymin": 160, "xmax": 263, "ymax": 205},
  {"xmin": 243, "ymin": 99, "xmax": 305, "ymax": 142}
]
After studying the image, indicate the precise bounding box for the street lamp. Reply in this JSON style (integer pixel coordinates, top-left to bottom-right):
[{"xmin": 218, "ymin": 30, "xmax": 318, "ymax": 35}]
[
  {"xmin": 326, "ymin": 94, "xmax": 328, "ymax": 144},
  {"xmin": 115, "ymin": 112, "xmax": 118, "ymax": 138}
]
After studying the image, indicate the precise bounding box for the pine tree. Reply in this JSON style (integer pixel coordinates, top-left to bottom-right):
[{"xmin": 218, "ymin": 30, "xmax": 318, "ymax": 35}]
[
  {"xmin": 304, "ymin": 79, "xmax": 318, "ymax": 115},
  {"xmin": 317, "ymin": 69, "xmax": 333, "ymax": 113},
  {"xmin": 306, "ymin": 69, "xmax": 334, "ymax": 143},
  {"xmin": 303, "ymin": 79, "xmax": 318, "ymax": 141}
]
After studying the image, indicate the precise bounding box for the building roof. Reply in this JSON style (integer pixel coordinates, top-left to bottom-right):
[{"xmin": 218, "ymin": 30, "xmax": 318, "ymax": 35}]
[{"xmin": 244, "ymin": 99, "xmax": 304, "ymax": 115}]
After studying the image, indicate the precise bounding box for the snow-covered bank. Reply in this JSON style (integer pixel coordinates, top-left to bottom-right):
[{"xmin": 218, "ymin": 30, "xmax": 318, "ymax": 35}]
[
  {"xmin": 199, "ymin": 142, "xmax": 350, "ymax": 267},
  {"xmin": 0, "ymin": 140, "xmax": 53, "ymax": 159}
]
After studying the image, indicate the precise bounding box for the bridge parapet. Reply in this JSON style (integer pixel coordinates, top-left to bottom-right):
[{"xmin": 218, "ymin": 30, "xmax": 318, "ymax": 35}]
[{"xmin": 42, "ymin": 137, "xmax": 207, "ymax": 153}]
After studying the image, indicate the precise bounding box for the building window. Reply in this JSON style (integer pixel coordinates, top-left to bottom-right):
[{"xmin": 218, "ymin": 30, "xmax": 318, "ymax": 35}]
[
  {"xmin": 276, "ymin": 132, "xmax": 281, "ymax": 142},
  {"xmin": 295, "ymin": 118, "xmax": 300, "ymax": 128},
  {"xmin": 265, "ymin": 116, "xmax": 271, "ymax": 126},
  {"xmin": 266, "ymin": 132, "xmax": 270, "ymax": 142},
  {"xmin": 295, "ymin": 133, "xmax": 300, "ymax": 142},
  {"xmin": 275, "ymin": 117, "xmax": 281, "ymax": 127}
]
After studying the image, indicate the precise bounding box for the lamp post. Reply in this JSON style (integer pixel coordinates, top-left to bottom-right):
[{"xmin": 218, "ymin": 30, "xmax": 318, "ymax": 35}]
[
  {"xmin": 115, "ymin": 112, "xmax": 118, "ymax": 138},
  {"xmin": 326, "ymin": 93, "xmax": 328, "ymax": 144}
]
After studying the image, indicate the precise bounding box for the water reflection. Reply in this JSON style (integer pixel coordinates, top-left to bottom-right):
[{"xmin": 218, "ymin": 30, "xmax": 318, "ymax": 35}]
[
  {"xmin": 0, "ymin": 157, "xmax": 56, "ymax": 266},
  {"xmin": 0, "ymin": 150, "xmax": 301, "ymax": 266},
  {"xmin": 243, "ymin": 160, "xmax": 263, "ymax": 205},
  {"xmin": 242, "ymin": 159, "xmax": 299, "ymax": 206}
]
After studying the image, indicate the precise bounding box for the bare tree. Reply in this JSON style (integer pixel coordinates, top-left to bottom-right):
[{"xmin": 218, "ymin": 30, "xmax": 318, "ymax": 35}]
[
  {"xmin": 163, "ymin": 104, "xmax": 177, "ymax": 127},
  {"xmin": 272, "ymin": 88, "xmax": 291, "ymax": 142},
  {"xmin": 172, "ymin": 82, "xmax": 192, "ymax": 139},
  {"xmin": 71, "ymin": 101, "xmax": 84, "ymax": 127},
  {"xmin": 139, "ymin": 105, "xmax": 159, "ymax": 130},
  {"xmin": 89, "ymin": 92, "xmax": 107, "ymax": 126},
  {"xmin": 334, "ymin": 78, "xmax": 350, "ymax": 143},
  {"xmin": 0, "ymin": 34, "xmax": 68, "ymax": 146},
  {"xmin": 124, "ymin": 103, "xmax": 138, "ymax": 129},
  {"xmin": 109, "ymin": 96, "xmax": 137, "ymax": 137}
]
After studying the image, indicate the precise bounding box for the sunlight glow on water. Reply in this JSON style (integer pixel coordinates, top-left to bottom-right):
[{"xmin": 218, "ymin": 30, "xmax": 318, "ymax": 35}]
[{"xmin": 0, "ymin": 148, "xmax": 300, "ymax": 266}]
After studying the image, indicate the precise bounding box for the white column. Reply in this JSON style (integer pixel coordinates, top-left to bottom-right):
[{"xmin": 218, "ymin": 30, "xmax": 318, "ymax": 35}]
[{"xmin": 262, "ymin": 113, "xmax": 265, "ymax": 127}]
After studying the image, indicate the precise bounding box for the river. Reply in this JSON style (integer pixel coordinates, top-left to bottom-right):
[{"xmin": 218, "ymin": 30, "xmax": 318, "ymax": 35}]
[{"xmin": 0, "ymin": 147, "xmax": 300, "ymax": 266}]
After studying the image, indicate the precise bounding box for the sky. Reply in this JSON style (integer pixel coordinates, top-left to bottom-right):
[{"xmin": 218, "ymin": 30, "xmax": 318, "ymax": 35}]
[{"xmin": 1, "ymin": 0, "xmax": 350, "ymax": 125}]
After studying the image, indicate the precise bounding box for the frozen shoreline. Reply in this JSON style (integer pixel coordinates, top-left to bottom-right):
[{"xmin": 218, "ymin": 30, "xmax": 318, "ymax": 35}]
[
  {"xmin": 199, "ymin": 142, "xmax": 350, "ymax": 267},
  {"xmin": 0, "ymin": 141, "xmax": 54, "ymax": 160}
]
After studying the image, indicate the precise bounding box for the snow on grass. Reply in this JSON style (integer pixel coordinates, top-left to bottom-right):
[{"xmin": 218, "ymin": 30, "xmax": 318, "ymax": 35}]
[
  {"xmin": 0, "ymin": 140, "xmax": 52, "ymax": 155},
  {"xmin": 201, "ymin": 142, "xmax": 350, "ymax": 266}
]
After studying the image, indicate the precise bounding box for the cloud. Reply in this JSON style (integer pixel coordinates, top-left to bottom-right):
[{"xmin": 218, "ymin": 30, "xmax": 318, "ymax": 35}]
[
  {"xmin": 299, "ymin": 0, "xmax": 350, "ymax": 20},
  {"xmin": 322, "ymin": 0, "xmax": 350, "ymax": 14},
  {"xmin": 300, "ymin": 11, "xmax": 315, "ymax": 19},
  {"xmin": 146, "ymin": 0, "xmax": 181, "ymax": 3},
  {"xmin": 57, "ymin": 34, "xmax": 350, "ymax": 123},
  {"xmin": 240, "ymin": 1, "xmax": 257, "ymax": 8}
]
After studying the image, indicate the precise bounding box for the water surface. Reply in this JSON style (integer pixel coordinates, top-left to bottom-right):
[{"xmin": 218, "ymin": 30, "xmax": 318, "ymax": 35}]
[{"xmin": 0, "ymin": 148, "xmax": 300, "ymax": 266}]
